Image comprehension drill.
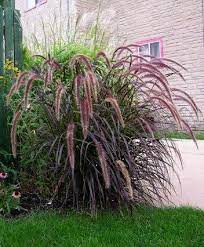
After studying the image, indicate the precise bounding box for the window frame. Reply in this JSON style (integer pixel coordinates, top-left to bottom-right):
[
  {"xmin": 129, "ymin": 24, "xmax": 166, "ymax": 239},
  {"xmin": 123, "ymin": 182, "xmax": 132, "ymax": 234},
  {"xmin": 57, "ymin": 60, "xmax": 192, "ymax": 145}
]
[
  {"xmin": 136, "ymin": 37, "xmax": 164, "ymax": 59},
  {"xmin": 26, "ymin": 0, "xmax": 47, "ymax": 12}
]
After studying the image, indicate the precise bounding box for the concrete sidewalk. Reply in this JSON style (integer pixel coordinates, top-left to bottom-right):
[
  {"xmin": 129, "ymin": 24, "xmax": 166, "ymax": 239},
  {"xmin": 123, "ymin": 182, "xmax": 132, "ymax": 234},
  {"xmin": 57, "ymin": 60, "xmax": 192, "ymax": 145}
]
[{"xmin": 168, "ymin": 140, "xmax": 204, "ymax": 209}]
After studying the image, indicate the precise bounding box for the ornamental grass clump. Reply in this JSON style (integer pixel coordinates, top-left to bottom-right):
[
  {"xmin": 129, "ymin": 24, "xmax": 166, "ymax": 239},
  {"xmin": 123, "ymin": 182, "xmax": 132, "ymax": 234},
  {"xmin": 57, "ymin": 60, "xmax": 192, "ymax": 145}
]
[{"xmin": 7, "ymin": 44, "xmax": 199, "ymax": 213}]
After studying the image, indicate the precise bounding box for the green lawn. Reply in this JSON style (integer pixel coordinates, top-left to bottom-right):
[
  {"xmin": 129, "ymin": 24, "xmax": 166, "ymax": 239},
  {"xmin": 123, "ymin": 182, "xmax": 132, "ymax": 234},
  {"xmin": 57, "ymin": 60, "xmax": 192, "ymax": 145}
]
[
  {"xmin": 155, "ymin": 131, "xmax": 204, "ymax": 140},
  {"xmin": 0, "ymin": 207, "xmax": 204, "ymax": 247},
  {"xmin": 165, "ymin": 131, "xmax": 204, "ymax": 140}
]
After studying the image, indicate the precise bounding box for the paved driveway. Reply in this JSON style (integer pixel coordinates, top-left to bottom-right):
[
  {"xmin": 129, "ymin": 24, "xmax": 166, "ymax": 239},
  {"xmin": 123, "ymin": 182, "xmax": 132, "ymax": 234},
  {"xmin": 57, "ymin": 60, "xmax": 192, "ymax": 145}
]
[{"xmin": 168, "ymin": 140, "xmax": 204, "ymax": 209}]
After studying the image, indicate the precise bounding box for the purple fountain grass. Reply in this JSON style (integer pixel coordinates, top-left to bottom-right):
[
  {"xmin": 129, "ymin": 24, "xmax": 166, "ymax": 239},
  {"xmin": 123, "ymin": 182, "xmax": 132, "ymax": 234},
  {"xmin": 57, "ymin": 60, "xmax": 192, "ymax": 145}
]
[
  {"xmin": 15, "ymin": 71, "xmax": 29, "ymax": 91},
  {"xmin": 105, "ymin": 95, "xmax": 125, "ymax": 128},
  {"xmin": 80, "ymin": 97, "xmax": 90, "ymax": 139},
  {"xmin": 44, "ymin": 68, "xmax": 53, "ymax": 87},
  {"xmin": 7, "ymin": 72, "xmax": 28, "ymax": 103},
  {"xmin": 44, "ymin": 58, "xmax": 62, "ymax": 70},
  {"xmin": 173, "ymin": 95, "xmax": 199, "ymax": 119},
  {"xmin": 181, "ymin": 120, "xmax": 198, "ymax": 147},
  {"xmin": 74, "ymin": 75, "xmax": 84, "ymax": 107},
  {"xmin": 24, "ymin": 73, "xmax": 40, "ymax": 108},
  {"xmin": 171, "ymin": 88, "xmax": 201, "ymax": 113},
  {"xmin": 116, "ymin": 160, "xmax": 133, "ymax": 200},
  {"xmin": 84, "ymin": 73, "xmax": 94, "ymax": 115},
  {"xmin": 71, "ymin": 54, "xmax": 93, "ymax": 71},
  {"xmin": 93, "ymin": 137, "xmax": 110, "ymax": 189},
  {"xmin": 138, "ymin": 117, "xmax": 155, "ymax": 139},
  {"xmin": 96, "ymin": 51, "xmax": 111, "ymax": 68},
  {"xmin": 149, "ymin": 96, "xmax": 183, "ymax": 128},
  {"xmin": 55, "ymin": 84, "xmax": 65, "ymax": 121},
  {"xmin": 7, "ymin": 44, "xmax": 200, "ymax": 213},
  {"xmin": 86, "ymin": 71, "xmax": 99, "ymax": 102},
  {"xmin": 113, "ymin": 46, "xmax": 133, "ymax": 59},
  {"xmin": 66, "ymin": 123, "xmax": 75, "ymax": 170},
  {"xmin": 11, "ymin": 111, "xmax": 22, "ymax": 158}
]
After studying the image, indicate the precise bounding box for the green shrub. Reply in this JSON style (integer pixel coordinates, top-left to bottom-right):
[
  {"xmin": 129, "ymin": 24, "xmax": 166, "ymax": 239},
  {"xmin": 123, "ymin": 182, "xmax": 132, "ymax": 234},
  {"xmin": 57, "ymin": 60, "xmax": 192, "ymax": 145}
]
[{"xmin": 7, "ymin": 44, "xmax": 199, "ymax": 214}]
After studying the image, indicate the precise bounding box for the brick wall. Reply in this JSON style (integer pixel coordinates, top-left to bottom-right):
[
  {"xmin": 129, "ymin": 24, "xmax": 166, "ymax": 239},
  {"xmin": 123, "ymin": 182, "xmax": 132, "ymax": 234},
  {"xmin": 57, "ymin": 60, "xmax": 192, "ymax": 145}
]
[
  {"xmin": 15, "ymin": 0, "xmax": 72, "ymax": 52},
  {"xmin": 73, "ymin": 0, "xmax": 120, "ymax": 48},
  {"xmin": 115, "ymin": 0, "xmax": 204, "ymax": 129},
  {"xmin": 15, "ymin": 0, "xmax": 120, "ymax": 51}
]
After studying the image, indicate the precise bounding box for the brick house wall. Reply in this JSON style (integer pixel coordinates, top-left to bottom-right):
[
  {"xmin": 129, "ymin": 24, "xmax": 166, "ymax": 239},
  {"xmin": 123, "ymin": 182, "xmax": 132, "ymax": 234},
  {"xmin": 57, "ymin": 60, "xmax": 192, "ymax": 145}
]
[
  {"xmin": 15, "ymin": 0, "xmax": 204, "ymax": 129},
  {"xmin": 108, "ymin": 0, "xmax": 204, "ymax": 129},
  {"xmin": 15, "ymin": 0, "xmax": 75, "ymax": 50},
  {"xmin": 15, "ymin": 0, "xmax": 119, "ymax": 49}
]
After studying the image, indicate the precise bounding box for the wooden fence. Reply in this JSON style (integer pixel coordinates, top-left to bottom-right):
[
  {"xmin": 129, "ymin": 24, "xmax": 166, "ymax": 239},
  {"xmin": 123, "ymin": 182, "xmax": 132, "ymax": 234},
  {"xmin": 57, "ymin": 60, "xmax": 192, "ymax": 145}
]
[{"xmin": 0, "ymin": 0, "xmax": 23, "ymax": 75}]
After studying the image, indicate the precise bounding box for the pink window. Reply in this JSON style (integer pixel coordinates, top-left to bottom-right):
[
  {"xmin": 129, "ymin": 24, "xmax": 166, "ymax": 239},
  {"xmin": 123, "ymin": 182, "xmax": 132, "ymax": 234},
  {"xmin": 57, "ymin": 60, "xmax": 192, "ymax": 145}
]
[{"xmin": 136, "ymin": 37, "xmax": 163, "ymax": 59}]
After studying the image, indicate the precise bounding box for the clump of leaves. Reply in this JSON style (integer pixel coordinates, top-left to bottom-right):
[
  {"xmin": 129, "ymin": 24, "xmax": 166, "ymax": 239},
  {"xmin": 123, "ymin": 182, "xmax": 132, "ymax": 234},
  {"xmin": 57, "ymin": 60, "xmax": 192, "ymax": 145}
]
[{"xmin": 7, "ymin": 44, "xmax": 199, "ymax": 213}]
